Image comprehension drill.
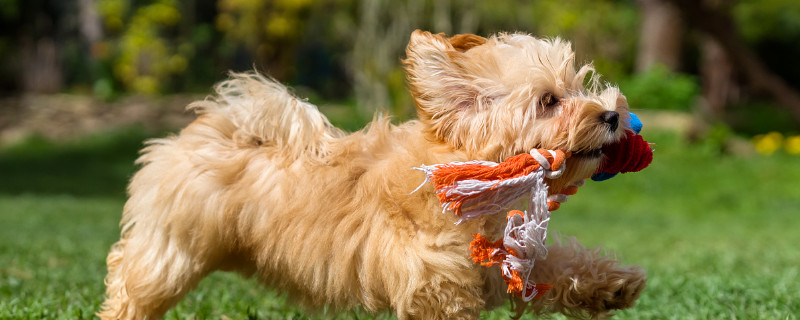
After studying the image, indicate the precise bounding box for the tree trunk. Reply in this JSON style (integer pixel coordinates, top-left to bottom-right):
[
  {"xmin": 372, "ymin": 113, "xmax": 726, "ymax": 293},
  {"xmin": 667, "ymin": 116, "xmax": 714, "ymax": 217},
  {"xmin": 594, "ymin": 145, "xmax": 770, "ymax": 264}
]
[
  {"xmin": 21, "ymin": 37, "xmax": 63, "ymax": 94},
  {"xmin": 700, "ymin": 36, "xmax": 738, "ymax": 119},
  {"xmin": 635, "ymin": 0, "xmax": 683, "ymax": 72},
  {"xmin": 78, "ymin": 0, "xmax": 102, "ymax": 44}
]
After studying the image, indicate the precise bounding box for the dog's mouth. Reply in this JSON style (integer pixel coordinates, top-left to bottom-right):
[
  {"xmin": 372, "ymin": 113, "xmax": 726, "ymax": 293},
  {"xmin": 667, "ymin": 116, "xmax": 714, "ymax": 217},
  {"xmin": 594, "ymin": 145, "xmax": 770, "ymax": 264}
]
[{"xmin": 570, "ymin": 148, "xmax": 603, "ymax": 159}]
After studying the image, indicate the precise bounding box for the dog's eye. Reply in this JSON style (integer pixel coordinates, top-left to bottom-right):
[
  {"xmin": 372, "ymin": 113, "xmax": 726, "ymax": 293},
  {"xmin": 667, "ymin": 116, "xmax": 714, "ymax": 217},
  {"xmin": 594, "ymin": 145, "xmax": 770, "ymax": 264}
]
[{"xmin": 540, "ymin": 93, "xmax": 559, "ymax": 108}]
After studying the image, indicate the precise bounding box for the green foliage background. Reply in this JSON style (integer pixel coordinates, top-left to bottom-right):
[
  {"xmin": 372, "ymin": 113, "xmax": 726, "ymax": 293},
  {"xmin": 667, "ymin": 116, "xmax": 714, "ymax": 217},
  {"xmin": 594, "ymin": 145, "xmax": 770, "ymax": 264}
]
[{"xmin": 1, "ymin": 0, "xmax": 796, "ymax": 120}]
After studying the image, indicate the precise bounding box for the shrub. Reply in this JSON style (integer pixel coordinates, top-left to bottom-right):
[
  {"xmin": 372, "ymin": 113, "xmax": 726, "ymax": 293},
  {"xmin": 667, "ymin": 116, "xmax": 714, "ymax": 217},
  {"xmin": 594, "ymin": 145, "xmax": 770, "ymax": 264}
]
[{"xmin": 619, "ymin": 65, "xmax": 700, "ymax": 111}]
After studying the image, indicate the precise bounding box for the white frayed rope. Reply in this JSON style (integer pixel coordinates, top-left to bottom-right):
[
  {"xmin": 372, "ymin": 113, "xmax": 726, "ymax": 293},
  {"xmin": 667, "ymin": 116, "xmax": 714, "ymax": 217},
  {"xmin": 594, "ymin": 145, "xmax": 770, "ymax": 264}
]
[{"xmin": 414, "ymin": 149, "xmax": 567, "ymax": 224}]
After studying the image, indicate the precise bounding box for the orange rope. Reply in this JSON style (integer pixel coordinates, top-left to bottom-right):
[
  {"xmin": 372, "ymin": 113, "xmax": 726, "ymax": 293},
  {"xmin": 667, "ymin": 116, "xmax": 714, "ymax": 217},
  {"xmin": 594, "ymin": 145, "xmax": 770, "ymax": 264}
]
[{"xmin": 429, "ymin": 149, "xmax": 570, "ymax": 216}]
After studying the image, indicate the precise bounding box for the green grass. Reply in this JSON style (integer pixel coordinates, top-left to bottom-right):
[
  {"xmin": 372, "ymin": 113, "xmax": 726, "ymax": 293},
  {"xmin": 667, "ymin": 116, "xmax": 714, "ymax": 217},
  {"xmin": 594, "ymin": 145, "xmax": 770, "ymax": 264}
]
[
  {"xmin": 1, "ymin": 127, "xmax": 798, "ymax": 319},
  {"xmin": 551, "ymin": 131, "xmax": 800, "ymax": 319}
]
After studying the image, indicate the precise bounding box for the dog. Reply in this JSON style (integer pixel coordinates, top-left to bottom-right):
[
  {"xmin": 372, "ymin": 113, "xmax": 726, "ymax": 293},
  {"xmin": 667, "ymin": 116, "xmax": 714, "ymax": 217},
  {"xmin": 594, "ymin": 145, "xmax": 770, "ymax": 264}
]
[{"xmin": 98, "ymin": 30, "xmax": 646, "ymax": 320}]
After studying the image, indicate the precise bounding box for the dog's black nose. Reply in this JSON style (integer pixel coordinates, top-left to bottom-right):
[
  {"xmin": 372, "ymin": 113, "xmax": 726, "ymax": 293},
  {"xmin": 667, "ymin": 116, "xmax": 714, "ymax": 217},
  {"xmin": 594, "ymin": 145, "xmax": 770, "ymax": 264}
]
[{"xmin": 601, "ymin": 111, "xmax": 619, "ymax": 131}]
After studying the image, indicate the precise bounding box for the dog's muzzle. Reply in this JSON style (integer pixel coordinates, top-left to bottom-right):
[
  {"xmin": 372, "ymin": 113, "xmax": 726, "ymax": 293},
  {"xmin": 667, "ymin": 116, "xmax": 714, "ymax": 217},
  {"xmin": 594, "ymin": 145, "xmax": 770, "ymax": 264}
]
[{"xmin": 601, "ymin": 111, "xmax": 619, "ymax": 132}]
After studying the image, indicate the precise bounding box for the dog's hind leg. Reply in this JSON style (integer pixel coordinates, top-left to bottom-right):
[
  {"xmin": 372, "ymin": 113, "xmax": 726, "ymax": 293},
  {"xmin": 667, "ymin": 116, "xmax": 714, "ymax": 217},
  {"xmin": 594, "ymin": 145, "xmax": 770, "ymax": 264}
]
[
  {"xmin": 98, "ymin": 231, "xmax": 214, "ymax": 320},
  {"xmin": 527, "ymin": 239, "xmax": 647, "ymax": 318},
  {"xmin": 392, "ymin": 251, "xmax": 486, "ymax": 320},
  {"xmin": 405, "ymin": 279, "xmax": 485, "ymax": 320}
]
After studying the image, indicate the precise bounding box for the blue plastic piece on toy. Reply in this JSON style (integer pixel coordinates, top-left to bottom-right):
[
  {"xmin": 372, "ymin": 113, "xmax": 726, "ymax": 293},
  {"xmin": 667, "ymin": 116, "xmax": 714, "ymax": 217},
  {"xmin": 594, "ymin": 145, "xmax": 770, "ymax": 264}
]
[
  {"xmin": 591, "ymin": 112, "xmax": 642, "ymax": 182},
  {"xmin": 628, "ymin": 112, "xmax": 642, "ymax": 134},
  {"xmin": 591, "ymin": 171, "xmax": 617, "ymax": 181}
]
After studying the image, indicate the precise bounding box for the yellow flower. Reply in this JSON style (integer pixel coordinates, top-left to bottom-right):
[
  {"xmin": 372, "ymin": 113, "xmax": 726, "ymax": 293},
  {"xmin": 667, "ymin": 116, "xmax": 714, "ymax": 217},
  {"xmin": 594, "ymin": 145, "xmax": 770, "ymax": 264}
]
[
  {"xmin": 785, "ymin": 135, "xmax": 800, "ymax": 155},
  {"xmin": 753, "ymin": 132, "xmax": 783, "ymax": 155}
]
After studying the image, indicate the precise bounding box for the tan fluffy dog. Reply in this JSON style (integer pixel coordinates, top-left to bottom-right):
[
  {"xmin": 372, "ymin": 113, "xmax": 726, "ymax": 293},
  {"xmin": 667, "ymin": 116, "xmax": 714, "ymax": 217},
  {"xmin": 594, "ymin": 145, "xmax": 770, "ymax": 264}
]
[{"xmin": 99, "ymin": 30, "xmax": 646, "ymax": 320}]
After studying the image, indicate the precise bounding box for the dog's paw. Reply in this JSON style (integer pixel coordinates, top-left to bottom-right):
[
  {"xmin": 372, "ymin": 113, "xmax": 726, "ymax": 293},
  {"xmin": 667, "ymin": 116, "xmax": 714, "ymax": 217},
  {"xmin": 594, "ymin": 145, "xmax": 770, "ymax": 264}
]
[
  {"xmin": 569, "ymin": 264, "xmax": 647, "ymax": 318},
  {"xmin": 594, "ymin": 266, "xmax": 647, "ymax": 311}
]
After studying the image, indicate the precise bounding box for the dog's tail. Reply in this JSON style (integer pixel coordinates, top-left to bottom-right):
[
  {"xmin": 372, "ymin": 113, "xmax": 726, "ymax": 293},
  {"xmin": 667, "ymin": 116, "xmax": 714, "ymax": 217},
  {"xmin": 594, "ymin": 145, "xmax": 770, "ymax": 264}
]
[{"xmin": 189, "ymin": 71, "xmax": 343, "ymax": 161}]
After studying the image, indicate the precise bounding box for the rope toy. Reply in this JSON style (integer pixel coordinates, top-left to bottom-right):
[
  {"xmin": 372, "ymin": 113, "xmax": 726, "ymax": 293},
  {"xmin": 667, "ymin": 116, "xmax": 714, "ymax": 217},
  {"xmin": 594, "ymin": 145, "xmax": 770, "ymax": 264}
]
[
  {"xmin": 415, "ymin": 149, "xmax": 575, "ymax": 300},
  {"xmin": 413, "ymin": 112, "xmax": 653, "ymax": 301},
  {"xmin": 592, "ymin": 112, "xmax": 653, "ymax": 181}
]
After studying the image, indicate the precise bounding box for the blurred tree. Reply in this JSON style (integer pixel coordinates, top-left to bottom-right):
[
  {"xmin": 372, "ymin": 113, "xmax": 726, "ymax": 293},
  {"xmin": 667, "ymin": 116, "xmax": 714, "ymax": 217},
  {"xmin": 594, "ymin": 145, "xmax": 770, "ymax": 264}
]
[
  {"xmin": 699, "ymin": 35, "xmax": 738, "ymax": 120},
  {"xmin": 79, "ymin": 0, "xmax": 103, "ymax": 48},
  {"xmin": 214, "ymin": 0, "xmax": 356, "ymax": 100},
  {"xmin": 0, "ymin": 0, "xmax": 106, "ymax": 95},
  {"xmin": 734, "ymin": 0, "xmax": 800, "ymax": 102},
  {"xmin": 636, "ymin": 0, "xmax": 683, "ymax": 72},
  {"xmin": 697, "ymin": 0, "xmax": 739, "ymax": 128},
  {"xmin": 666, "ymin": 0, "xmax": 800, "ymax": 125},
  {"xmin": 350, "ymin": 0, "xmax": 479, "ymax": 119},
  {"xmin": 13, "ymin": 0, "xmax": 67, "ymax": 93},
  {"xmin": 98, "ymin": 0, "xmax": 189, "ymax": 94},
  {"xmin": 216, "ymin": 0, "xmax": 314, "ymax": 80},
  {"xmin": 351, "ymin": 0, "xmax": 422, "ymax": 118},
  {"xmin": 523, "ymin": 0, "xmax": 639, "ymax": 83}
]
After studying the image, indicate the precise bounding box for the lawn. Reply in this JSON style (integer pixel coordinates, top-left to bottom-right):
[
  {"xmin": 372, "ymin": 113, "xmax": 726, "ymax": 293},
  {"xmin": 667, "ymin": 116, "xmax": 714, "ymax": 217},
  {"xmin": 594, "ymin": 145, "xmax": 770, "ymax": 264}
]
[{"xmin": 0, "ymin": 125, "xmax": 798, "ymax": 319}]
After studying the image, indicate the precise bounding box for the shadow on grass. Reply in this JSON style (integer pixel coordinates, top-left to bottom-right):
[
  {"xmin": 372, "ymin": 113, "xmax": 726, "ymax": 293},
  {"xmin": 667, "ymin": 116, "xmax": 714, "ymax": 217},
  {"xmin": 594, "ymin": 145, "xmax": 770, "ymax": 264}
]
[{"xmin": 0, "ymin": 127, "xmax": 162, "ymax": 198}]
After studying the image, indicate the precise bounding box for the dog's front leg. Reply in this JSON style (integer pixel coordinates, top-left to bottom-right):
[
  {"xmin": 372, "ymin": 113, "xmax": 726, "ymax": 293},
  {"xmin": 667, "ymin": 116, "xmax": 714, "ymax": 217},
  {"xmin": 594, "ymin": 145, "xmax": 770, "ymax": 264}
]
[{"xmin": 527, "ymin": 239, "xmax": 647, "ymax": 319}]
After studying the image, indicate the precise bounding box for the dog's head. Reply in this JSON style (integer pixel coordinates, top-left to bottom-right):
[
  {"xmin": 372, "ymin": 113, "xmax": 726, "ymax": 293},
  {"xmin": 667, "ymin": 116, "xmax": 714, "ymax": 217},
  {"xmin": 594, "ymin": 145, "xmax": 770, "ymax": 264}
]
[{"xmin": 404, "ymin": 30, "xmax": 630, "ymax": 189}]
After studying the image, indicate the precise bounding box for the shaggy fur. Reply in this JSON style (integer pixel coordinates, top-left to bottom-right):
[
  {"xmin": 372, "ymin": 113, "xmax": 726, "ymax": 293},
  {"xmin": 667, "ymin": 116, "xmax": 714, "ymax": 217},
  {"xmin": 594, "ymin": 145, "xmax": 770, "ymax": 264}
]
[{"xmin": 99, "ymin": 30, "xmax": 646, "ymax": 320}]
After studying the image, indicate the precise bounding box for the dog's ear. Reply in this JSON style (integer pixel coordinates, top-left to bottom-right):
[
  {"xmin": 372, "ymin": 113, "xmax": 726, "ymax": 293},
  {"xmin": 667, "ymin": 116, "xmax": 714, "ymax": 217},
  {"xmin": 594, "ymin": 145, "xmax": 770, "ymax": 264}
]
[
  {"xmin": 403, "ymin": 30, "xmax": 494, "ymax": 140},
  {"xmin": 449, "ymin": 33, "xmax": 487, "ymax": 52}
]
